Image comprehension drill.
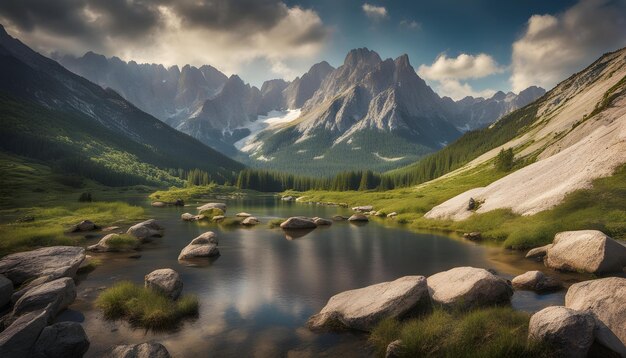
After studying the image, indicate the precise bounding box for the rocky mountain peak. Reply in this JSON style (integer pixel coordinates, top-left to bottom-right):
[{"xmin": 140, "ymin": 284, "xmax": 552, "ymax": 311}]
[
  {"xmin": 491, "ymin": 91, "xmax": 507, "ymax": 101},
  {"xmin": 344, "ymin": 47, "xmax": 382, "ymax": 67}
]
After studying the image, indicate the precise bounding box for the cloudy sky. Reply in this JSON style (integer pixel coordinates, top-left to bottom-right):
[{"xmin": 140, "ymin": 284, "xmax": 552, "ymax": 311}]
[{"xmin": 1, "ymin": 0, "xmax": 625, "ymax": 99}]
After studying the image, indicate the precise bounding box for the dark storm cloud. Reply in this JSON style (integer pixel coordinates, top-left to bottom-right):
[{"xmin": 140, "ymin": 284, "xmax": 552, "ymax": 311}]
[
  {"xmin": 0, "ymin": 0, "xmax": 94, "ymax": 36},
  {"xmin": 172, "ymin": 0, "xmax": 289, "ymax": 32}
]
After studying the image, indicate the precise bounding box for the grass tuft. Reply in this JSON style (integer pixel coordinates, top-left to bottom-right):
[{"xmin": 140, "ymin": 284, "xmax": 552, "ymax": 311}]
[
  {"xmin": 369, "ymin": 307, "xmax": 552, "ymax": 358},
  {"xmin": 96, "ymin": 281, "xmax": 198, "ymax": 330}
]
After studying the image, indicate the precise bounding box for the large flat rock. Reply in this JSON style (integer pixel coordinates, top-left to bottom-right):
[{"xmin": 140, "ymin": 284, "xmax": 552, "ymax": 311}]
[
  {"xmin": 307, "ymin": 276, "xmax": 431, "ymax": 332},
  {"xmin": 107, "ymin": 342, "xmax": 171, "ymax": 358},
  {"xmin": 0, "ymin": 246, "xmax": 85, "ymax": 286},
  {"xmin": 427, "ymin": 267, "xmax": 513, "ymax": 309},
  {"xmin": 0, "ymin": 310, "xmax": 48, "ymax": 358},
  {"xmin": 13, "ymin": 277, "xmax": 76, "ymax": 322},
  {"xmin": 545, "ymin": 230, "xmax": 626, "ymax": 274}
]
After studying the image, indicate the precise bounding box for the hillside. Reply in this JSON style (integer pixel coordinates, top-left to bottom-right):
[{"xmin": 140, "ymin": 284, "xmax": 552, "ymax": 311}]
[{"xmin": 0, "ymin": 25, "xmax": 243, "ymax": 186}]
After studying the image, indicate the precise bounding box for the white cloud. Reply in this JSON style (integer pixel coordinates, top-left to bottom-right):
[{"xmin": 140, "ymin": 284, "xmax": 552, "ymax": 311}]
[
  {"xmin": 417, "ymin": 53, "xmax": 504, "ymax": 81},
  {"xmin": 435, "ymin": 79, "xmax": 496, "ymax": 101},
  {"xmin": 362, "ymin": 3, "xmax": 388, "ymax": 21},
  {"xmin": 511, "ymin": 0, "xmax": 626, "ymax": 92},
  {"xmin": 399, "ymin": 20, "xmax": 420, "ymax": 30}
]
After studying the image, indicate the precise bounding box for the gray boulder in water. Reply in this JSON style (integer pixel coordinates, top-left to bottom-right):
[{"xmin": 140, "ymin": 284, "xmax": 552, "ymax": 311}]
[
  {"xmin": 307, "ymin": 276, "xmax": 431, "ymax": 332},
  {"xmin": 427, "ymin": 267, "xmax": 513, "ymax": 309},
  {"xmin": 126, "ymin": 219, "xmax": 164, "ymax": 242},
  {"xmin": 106, "ymin": 342, "xmax": 171, "ymax": 358},
  {"xmin": 145, "ymin": 269, "xmax": 183, "ymax": 300},
  {"xmin": 280, "ymin": 217, "xmax": 317, "ymax": 230},
  {"xmin": 32, "ymin": 322, "xmax": 90, "ymax": 358}
]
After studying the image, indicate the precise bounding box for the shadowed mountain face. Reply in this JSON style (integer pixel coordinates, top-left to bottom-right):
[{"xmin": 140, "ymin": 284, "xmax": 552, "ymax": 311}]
[{"xmin": 0, "ymin": 25, "xmax": 243, "ymax": 184}]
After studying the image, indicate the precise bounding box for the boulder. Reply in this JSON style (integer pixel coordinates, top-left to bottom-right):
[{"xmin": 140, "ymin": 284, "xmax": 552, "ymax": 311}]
[
  {"xmin": 241, "ymin": 217, "xmax": 260, "ymax": 226},
  {"xmin": 145, "ymin": 269, "xmax": 183, "ymax": 300},
  {"xmin": 352, "ymin": 206, "xmax": 373, "ymax": 212},
  {"xmin": 511, "ymin": 271, "xmax": 562, "ymax": 292},
  {"xmin": 566, "ymin": 277, "xmax": 626, "ymax": 346},
  {"xmin": 528, "ymin": 306, "xmax": 595, "ymax": 358},
  {"xmin": 181, "ymin": 213, "xmax": 197, "ymax": 221},
  {"xmin": 13, "ymin": 277, "xmax": 76, "ymax": 322},
  {"xmin": 178, "ymin": 235, "xmax": 220, "ymax": 261},
  {"xmin": 313, "ymin": 217, "xmax": 332, "ymax": 226},
  {"xmin": 467, "ymin": 197, "xmax": 476, "ymax": 210},
  {"xmin": 32, "ymin": 322, "xmax": 90, "ymax": 358},
  {"xmin": 0, "ymin": 310, "xmax": 48, "ymax": 358},
  {"xmin": 236, "ymin": 212, "xmax": 252, "ymax": 217},
  {"xmin": 280, "ymin": 217, "xmax": 317, "ymax": 230},
  {"xmin": 197, "ymin": 202, "xmax": 227, "ymax": 213},
  {"xmin": 545, "ymin": 230, "xmax": 626, "ymax": 274},
  {"xmin": 463, "ymin": 232, "xmax": 482, "ymax": 241},
  {"xmin": 87, "ymin": 234, "xmax": 140, "ymax": 252},
  {"xmin": 385, "ymin": 340, "xmax": 405, "ymax": 358},
  {"xmin": 525, "ymin": 244, "xmax": 552, "ymax": 260},
  {"xmin": 107, "ymin": 342, "xmax": 171, "ymax": 358},
  {"xmin": 387, "ymin": 212, "xmax": 398, "ymax": 218},
  {"xmin": 151, "ymin": 201, "xmax": 166, "ymax": 208},
  {"xmin": 0, "ymin": 246, "xmax": 85, "ymax": 286},
  {"xmin": 126, "ymin": 219, "xmax": 164, "ymax": 242},
  {"xmin": 427, "ymin": 267, "xmax": 513, "ymax": 309},
  {"xmin": 70, "ymin": 220, "xmax": 97, "ymax": 232},
  {"xmin": 332, "ymin": 215, "xmax": 348, "ymax": 221},
  {"xmin": 348, "ymin": 214, "xmax": 368, "ymax": 222},
  {"xmin": 190, "ymin": 232, "xmax": 218, "ymax": 245},
  {"xmin": 0, "ymin": 274, "xmax": 12, "ymax": 308},
  {"xmin": 307, "ymin": 276, "xmax": 431, "ymax": 332}
]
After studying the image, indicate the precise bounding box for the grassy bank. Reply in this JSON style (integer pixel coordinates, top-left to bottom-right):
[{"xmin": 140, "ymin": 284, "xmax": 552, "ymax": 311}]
[
  {"xmin": 96, "ymin": 281, "xmax": 198, "ymax": 330},
  {"xmin": 369, "ymin": 307, "xmax": 549, "ymax": 357},
  {"xmin": 0, "ymin": 152, "xmax": 146, "ymax": 255},
  {"xmin": 149, "ymin": 184, "xmax": 255, "ymax": 202},
  {"xmin": 288, "ymin": 164, "xmax": 626, "ymax": 249}
]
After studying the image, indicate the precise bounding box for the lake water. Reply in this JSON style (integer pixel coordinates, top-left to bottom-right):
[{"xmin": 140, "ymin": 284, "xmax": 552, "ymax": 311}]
[{"xmin": 61, "ymin": 195, "xmax": 575, "ymax": 357}]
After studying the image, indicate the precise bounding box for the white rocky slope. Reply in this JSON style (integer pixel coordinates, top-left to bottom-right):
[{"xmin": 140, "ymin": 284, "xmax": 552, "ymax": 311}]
[{"xmin": 425, "ymin": 48, "xmax": 626, "ymax": 220}]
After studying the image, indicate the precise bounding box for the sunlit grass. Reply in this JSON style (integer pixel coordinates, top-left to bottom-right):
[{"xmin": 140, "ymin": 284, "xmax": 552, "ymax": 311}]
[
  {"xmin": 369, "ymin": 307, "xmax": 551, "ymax": 358},
  {"xmin": 96, "ymin": 281, "xmax": 198, "ymax": 330}
]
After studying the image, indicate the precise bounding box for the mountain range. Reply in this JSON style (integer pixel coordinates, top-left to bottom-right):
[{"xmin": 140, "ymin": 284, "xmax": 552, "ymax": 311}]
[
  {"xmin": 0, "ymin": 25, "xmax": 242, "ymax": 186},
  {"xmin": 58, "ymin": 49, "xmax": 543, "ymax": 174}
]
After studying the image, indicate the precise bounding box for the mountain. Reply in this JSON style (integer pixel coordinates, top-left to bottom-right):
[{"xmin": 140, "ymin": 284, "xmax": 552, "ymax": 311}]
[
  {"xmin": 447, "ymin": 86, "xmax": 546, "ymax": 131},
  {"xmin": 416, "ymin": 47, "xmax": 626, "ymax": 220},
  {"xmin": 0, "ymin": 25, "xmax": 243, "ymax": 186},
  {"xmin": 240, "ymin": 48, "xmax": 462, "ymax": 175},
  {"xmin": 283, "ymin": 61, "xmax": 334, "ymax": 109},
  {"xmin": 57, "ymin": 53, "xmax": 229, "ymax": 122}
]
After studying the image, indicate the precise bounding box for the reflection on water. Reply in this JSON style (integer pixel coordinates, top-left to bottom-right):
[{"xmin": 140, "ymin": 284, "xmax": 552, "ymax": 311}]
[{"xmin": 62, "ymin": 196, "xmax": 570, "ymax": 357}]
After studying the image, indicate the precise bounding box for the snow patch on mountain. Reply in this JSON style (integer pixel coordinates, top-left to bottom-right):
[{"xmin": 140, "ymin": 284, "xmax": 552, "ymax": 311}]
[{"xmin": 236, "ymin": 109, "xmax": 301, "ymax": 151}]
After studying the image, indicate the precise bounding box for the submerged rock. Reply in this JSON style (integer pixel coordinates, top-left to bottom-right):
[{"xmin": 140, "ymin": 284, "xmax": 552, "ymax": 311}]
[
  {"xmin": 236, "ymin": 212, "xmax": 252, "ymax": 217},
  {"xmin": 545, "ymin": 230, "xmax": 626, "ymax": 274},
  {"xmin": 566, "ymin": 277, "xmax": 626, "ymax": 347},
  {"xmin": 0, "ymin": 246, "xmax": 85, "ymax": 286},
  {"xmin": 525, "ymin": 244, "xmax": 552, "ymax": 260},
  {"xmin": 241, "ymin": 217, "xmax": 260, "ymax": 226},
  {"xmin": 332, "ymin": 215, "xmax": 348, "ymax": 221},
  {"xmin": 212, "ymin": 215, "xmax": 225, "ymax": 222},
  {"xmin": 528, "ymin": 306, "xmax": 595, "ymax": 358},
  {"xmin": 427, "ymin": 267, "xmax": 513, "ymax": 309},
  {"xmin": 151, "ymin": 201, "xmax": 167, "ymax": 208},
  {"xmin": 145, "ymin": 269, "xmax": 183, "ymax": 300},
  {"xmin": 107, "ymin": 342, "xmax": 171, "ymax": 358},
  {"xmin": 32, "ymin": 322, "xmax": 90, "ymax": 358},
  {"xmin": 280, "ymin": 217, "xmax": 317, "ymax": 230},
  {"xmin": 511, "ymin": 271, "xmax": 562, "ymax": 292},
  {"xmin": 126, "ymin": 219, "xmax": 164, "ymax": 242},
  {"xmin": 181, "ymin": 213, "xmax": 200, "ymax": 221},
  {"xmin": 307, "ymin": 276, "xmax": 431, "ymax": 332},
  {"xmin": 0, "ymin": 310, "xmax": 48, "ymax": 358}
]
